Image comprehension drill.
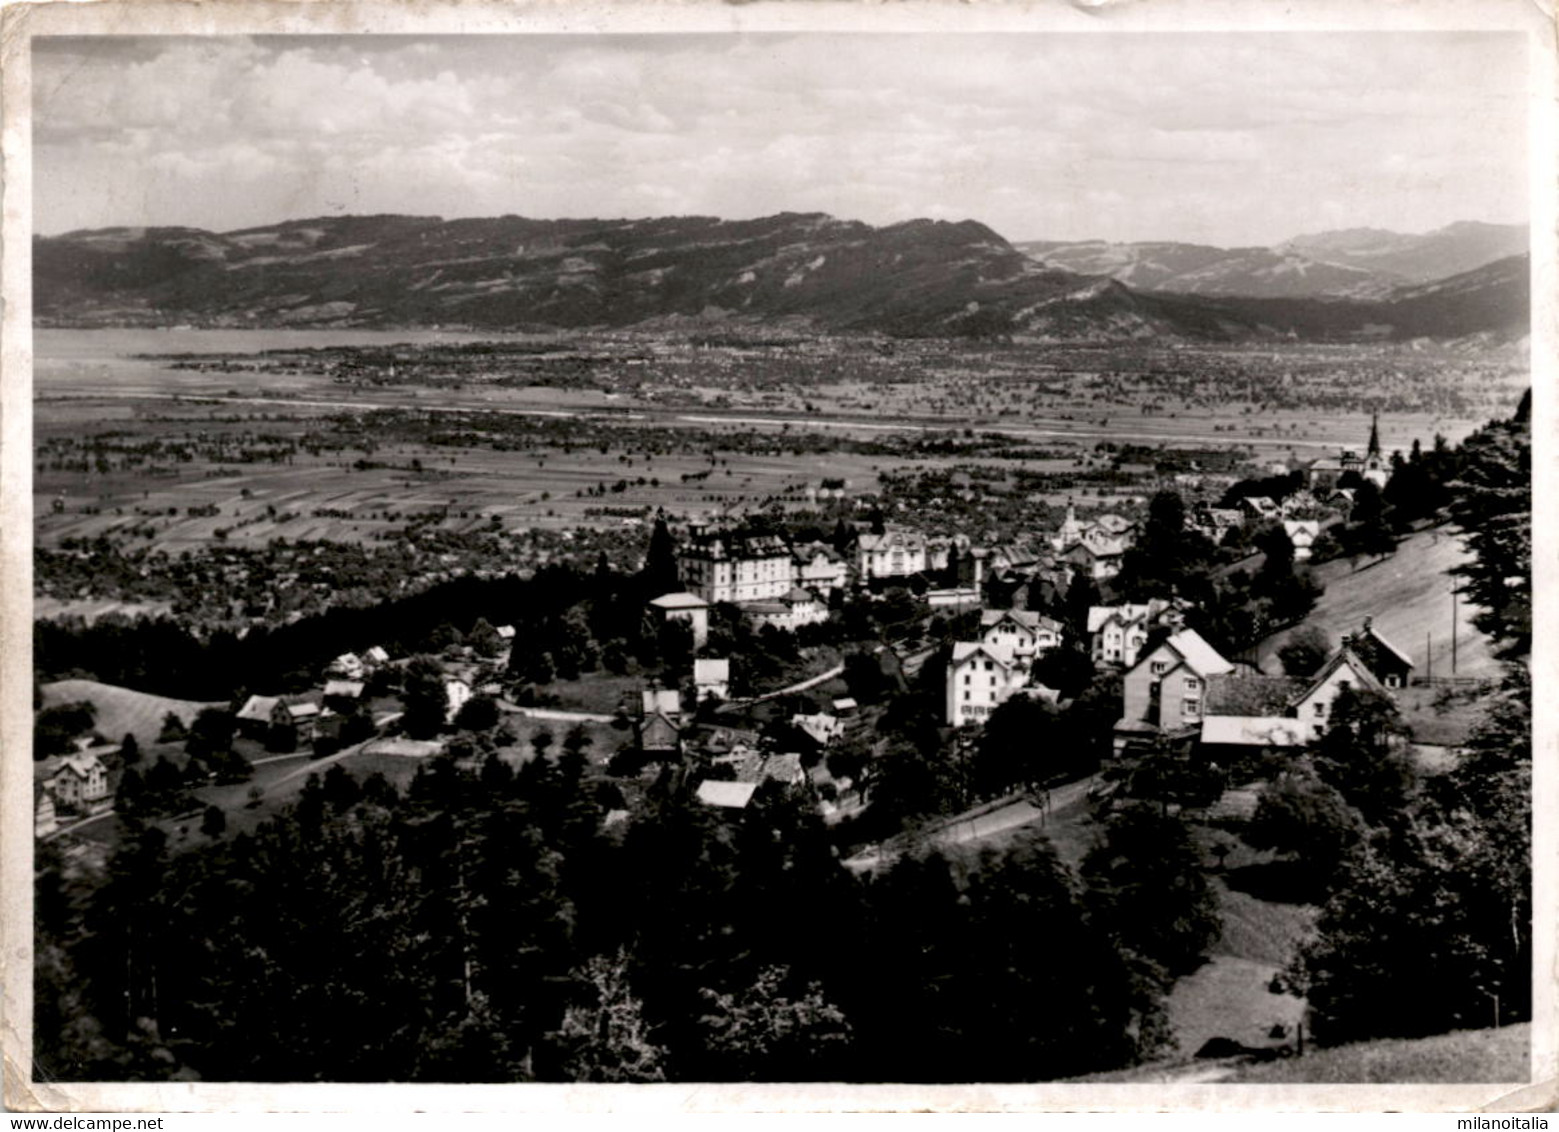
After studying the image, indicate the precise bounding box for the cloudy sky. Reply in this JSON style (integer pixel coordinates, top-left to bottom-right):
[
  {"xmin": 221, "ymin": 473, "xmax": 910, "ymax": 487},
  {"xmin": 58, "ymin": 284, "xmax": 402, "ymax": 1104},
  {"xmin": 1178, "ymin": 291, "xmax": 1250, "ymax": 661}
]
[{"xmin": 32, "ymin": 32, "xmax": 1528, "ymax": 246}]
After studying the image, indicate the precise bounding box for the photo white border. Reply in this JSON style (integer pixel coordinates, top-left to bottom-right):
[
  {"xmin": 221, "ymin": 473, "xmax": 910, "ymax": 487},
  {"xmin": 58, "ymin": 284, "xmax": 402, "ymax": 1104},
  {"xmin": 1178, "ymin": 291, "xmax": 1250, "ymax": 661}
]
[{"xmin": 2, "ymin": 0, "xmax": 1554, "ymax": 1113}]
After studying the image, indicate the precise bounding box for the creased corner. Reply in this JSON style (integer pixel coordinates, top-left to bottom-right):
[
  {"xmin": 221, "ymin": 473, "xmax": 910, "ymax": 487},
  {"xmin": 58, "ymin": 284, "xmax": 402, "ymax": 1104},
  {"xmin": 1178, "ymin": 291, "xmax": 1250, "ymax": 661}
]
[{"xmin": 1481, "ymin": 1077, "xmax": 1559, "ymax": 1113}]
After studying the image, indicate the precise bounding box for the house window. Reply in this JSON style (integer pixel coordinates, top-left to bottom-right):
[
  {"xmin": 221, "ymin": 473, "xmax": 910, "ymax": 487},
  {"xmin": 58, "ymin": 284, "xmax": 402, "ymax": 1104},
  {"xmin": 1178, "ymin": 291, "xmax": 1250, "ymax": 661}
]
[
  {"xmin": 964, "ymin": 691, "xmax": 971, "ymax": 702},
  {"xmin": 985, "ymin": 661, "xmax": 993, "ymax": 672},
  {"xmin": 1386, "ymin": 675, "xmax": 1401, "ymax": 688},
  {"xmin": 964, "ymin": 674, "xmax": 972, "ymax": 685},
  {"xmin": 1184, "ymin": 678, "xmax": 1201, "ymax": 691},
  {"xmin": 1314, "ymin": 702, "xmax": 1326, "ymax": 717},
  {"xmin": 1151, "ymin": 661, "xmax": 1168, "ymax": 675},
  {"xmin": 1313, "ymin": 725, "xmax": 1324, "ymax": 738},
  {"xmin": 1184, "ymin": 698, "xmax": 1201, "ymax": 717}
]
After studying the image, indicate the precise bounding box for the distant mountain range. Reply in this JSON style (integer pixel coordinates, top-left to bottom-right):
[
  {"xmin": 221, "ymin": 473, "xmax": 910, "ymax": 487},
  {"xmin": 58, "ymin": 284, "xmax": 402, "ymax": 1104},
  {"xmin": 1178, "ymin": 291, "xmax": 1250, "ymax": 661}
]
[
  {"xmin": 1015, "ymin": 221, "xmax": 1527, "ymax": 300},
  {"xmin": 34, "ymin": 213, "xmax": 1529, "ymax": 343}
]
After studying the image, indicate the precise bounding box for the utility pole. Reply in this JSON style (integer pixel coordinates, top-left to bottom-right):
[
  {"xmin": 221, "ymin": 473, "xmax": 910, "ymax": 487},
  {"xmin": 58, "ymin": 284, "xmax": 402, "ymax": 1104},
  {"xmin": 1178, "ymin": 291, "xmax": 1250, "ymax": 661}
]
[
  {"xmin": 1426, "ymin": 631, "xmax": 1433, "ymax": 683},
  {"xmin": 1451, "ymin": 586, "xmax": 1459, "ymax": 676}
]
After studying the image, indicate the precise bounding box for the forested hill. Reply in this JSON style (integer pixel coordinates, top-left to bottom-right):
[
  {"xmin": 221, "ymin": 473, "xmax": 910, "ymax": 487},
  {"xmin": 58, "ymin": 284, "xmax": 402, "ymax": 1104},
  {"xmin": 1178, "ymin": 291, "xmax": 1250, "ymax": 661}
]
[{"xmin": 34, "ymin": 213, "xmax": 1528, "ymax": 342}]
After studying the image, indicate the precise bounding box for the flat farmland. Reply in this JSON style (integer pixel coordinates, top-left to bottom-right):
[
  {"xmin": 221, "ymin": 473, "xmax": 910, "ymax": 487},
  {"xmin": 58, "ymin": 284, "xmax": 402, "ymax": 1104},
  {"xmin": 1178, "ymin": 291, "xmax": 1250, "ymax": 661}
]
[
  {"xmin": 34, "ymin": 400, "xmax": 928, "ymax": 550},
  {"xmin": 34, "ymin": 328, "xmax": 1521, "ymax": 556}
]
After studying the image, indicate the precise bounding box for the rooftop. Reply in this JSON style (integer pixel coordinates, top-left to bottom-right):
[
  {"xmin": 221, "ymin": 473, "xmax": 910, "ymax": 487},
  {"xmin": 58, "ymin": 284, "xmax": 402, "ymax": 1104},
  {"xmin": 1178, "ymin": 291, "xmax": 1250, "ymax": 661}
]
[
  {"xmin": 648, "ymin": 591, "xmax": 710, "ymax": 611},
  {"xmin": 952, "ymin": 641, "xmax": 1018, "ymax": 668},
  {"xmin": 1205, "ymin": 672, "xmax": 1308, "ymax": 717},
  {"xmin": 696, "ymin": 779, "xmax": 759, "ymax": 809},
  {"xmin": 694, "ymin": 657, "xmax": 731, "ymax": 681},
  {"xmin": 1162, "ymin": 629, "xmax": 1236, "ymax": 678}
]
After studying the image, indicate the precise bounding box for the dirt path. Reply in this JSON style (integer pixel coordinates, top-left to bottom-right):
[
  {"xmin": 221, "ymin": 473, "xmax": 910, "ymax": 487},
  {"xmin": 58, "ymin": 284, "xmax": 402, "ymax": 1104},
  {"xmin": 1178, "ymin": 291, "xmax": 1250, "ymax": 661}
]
[
  {"xmin": 844, "ymin": 773, "xmax": 1097, "ymax": 872},
  {"xmin": 500, "ymin": 702, "xmax": 615, "ymax": 724}
]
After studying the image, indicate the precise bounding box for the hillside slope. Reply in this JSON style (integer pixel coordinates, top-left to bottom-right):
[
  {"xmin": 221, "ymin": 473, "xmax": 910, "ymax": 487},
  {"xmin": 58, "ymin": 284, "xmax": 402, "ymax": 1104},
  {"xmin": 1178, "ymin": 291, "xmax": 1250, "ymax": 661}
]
[
  {"xmin": 35, "ymin": 213, "xmax": 1529, "ymax": 342},
  {"xmin": 1017, "ymin": 239, "xmax": 1393, "ymax": 299},
  {"xmin": 1256, "ymin": 525, "xmax": 1500, "ymax": 683},
  {"xmin": 1230, "ymin": 1023, "xmax": 1529, "ymax": 1084},
  {"xmin": 40, "ymin": 678, "xmax": 221, "ymax": 748},
  {"xmin": 1281, "ymin": 221, "xmax": 1529, "ymax": 284},
  {"xmin": 36, "ymin": 212, "xmax": 1076, "ymax": 335},
  {"xmin": 1019, "ymin": 221, "xmax": 1527, "ymax": 299}
]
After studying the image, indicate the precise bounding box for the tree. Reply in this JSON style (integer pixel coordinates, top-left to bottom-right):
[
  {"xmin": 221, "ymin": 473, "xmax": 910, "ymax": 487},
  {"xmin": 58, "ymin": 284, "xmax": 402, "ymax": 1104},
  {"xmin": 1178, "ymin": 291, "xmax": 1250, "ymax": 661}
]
[
  {"xmin": 199, "ymin": 804, "xmax": 227, "ymax": 839},
  {"xmin": 1277, "ymin": 624, "xmax": 1331, "ymax": 679},
  {"xmin": 1062, "ymin": 574, "xmax": 1102, "ymax": 637},
  {"xmin": 1109, "ymin": 736, "xmax": 1225, "ymax": 813},
  {"xmin": 1245, "ymin": 771, "xmax": 1363, "ymax": 899},
  {"xmin": 842, "ymin": 651, "xmax": 889, "ymax": 705},
  {"xmin": 1349, "ymin": 479, "xmax": 1397, "ymax": 560},
  {"xmin": 563, "ymin": 723, "xmax": 593, "ymax": 760},
  {"xmin": 144, "ymin": 756, "xmax": 188, "ymax": 816},
  {"xmin": 1447, "ymin": 407, "xmax": 1530, "ymax": 657},
  {"xmin": 530, "ymin": 727, "xmax": 555, "ymax": 762},
  {"xmin": 1058, "ymin": 669, "xmax": 1123, "ymax": 776},
  {"xmin": 115, "ymin": 766, "xmax": 145, "ymax": 815},
  {"xmin": 454, "ymin": 695, "xmax": 500, "ymax": 733},
  {"xmin": 601, "ymin": 639, "xmax": 630, "ymax": 676},
  {"xmin": 546, "ymin": 951, "xmax": 668, "ymax": 1082},
  {"xmin": 868, "ymin": 738, "xmax": 965, "ymax": 829},
  {"xmin": 641, "ymin": 516, "xmax": 679, "ymax": 599},
  {"xmin": 467, "ymin": 617, "xmax": 503, "ymax": 659},
  {"xmin": 1311, "ymin": 687, "xmax": 1416, "ymax": 825},
  {"xmin": 1296, "ymin": 805, "xmax": 1529, "ymax": 1044},
  {"xmin": 696, "ymin": 966, "xmax": 852, "ymax": 1081},
  {"xmin": 119, "ymin": 732, "xmax": 141, "ymax": 767},
  {"xmin": 1290, "ymin": 671, "xmax": 1533, "ymax": 1045},
  {"xmin": 1114, "ymin": 491, "xmax": 1216, "ymax": 602},
  {"xmin": 157, "ymin": 712, "xmax": 187, "ymax": 743},
  {"xmin": 656, "ymin": 617, "xmax": 694, "ymax": 674},
  {"xmin": 1031, "ymin": 645, "xmax": 1095, "ymax": 700},
  {"xmin": 1082, "ymin": 802, "xmax": 1222, "ymax": 976},
  {"xmin": 844, "ymin": 830, "xmax": 1170, "ymax": 1082},
  {"xmin": 1253, "ymin": 521, "xmax": 1294, "ymax": 579},
  {"xmin": 974, "ymin": 694, "xmax": 1058, "ymax": 798},
  {"xmin": 321, "ymin": 763, "xmax": 362, "ymax": 812},
  {"xmin": 185, "ymin": 707, "xmax": 236, "ymax": 760},
  {"xmin": 401, "ymin": 656, "xmax": 449, "ymax": 740},
  {"xmin": 34, "ymin": 701, "xmax": 98, "ymax": 758}
]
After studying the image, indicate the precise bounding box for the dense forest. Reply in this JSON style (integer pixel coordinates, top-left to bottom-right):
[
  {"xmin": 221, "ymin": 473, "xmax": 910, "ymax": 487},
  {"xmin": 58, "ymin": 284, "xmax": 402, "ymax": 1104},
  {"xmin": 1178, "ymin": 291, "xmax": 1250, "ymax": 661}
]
[{"xmin": 35, "ymin": 761, "xmax": 1203, "ymax": 1082}]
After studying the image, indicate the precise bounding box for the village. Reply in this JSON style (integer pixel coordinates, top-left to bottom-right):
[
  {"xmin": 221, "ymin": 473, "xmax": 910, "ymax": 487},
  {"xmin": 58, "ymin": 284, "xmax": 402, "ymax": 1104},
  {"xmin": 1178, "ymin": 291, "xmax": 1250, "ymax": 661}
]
[{"xmin": 32, "ymin": 414, "xmax": 1454, "ymax": 844}]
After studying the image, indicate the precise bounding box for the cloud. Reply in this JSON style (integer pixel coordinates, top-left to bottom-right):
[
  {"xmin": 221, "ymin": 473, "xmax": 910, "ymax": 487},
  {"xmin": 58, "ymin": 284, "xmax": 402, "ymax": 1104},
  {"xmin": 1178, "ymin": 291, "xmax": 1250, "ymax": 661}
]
[{"xmin": 31, "ymin": 32, "xmax": 1529, "ymax": 245}]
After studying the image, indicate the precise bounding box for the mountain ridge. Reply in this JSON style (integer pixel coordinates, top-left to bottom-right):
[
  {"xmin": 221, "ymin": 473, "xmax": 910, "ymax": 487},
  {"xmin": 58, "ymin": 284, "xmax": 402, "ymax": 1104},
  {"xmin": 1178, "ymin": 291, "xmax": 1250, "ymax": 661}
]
[
  {"xmin": 1017, "ymin": 221, "xmax": 1526, "ymax": 301},
  {"xmin": 34, "ymin": 212, "xmax": 1528, "ymax": 343}
]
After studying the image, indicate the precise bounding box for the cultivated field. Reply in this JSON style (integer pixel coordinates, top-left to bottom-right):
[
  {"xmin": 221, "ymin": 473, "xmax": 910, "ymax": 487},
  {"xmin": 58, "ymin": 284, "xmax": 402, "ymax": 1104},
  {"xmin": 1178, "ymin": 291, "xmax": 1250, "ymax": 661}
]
[{"xmin": 35, "ymin": 328, "xmax": 1519, "ymax": 557}]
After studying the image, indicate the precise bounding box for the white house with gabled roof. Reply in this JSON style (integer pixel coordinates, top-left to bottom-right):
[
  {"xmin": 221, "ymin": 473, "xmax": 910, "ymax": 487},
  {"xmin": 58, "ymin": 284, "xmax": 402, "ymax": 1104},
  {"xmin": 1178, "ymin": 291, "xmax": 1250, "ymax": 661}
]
[
  {"xmin": 1114, "ymin": 628, "xmax": 1236, "ymax": 752},
  {"xmin": 857, "ymin": 529, "xmax": 928, "ymax": 580},
  {"xmin": 44, "ymin": 751, "xmax": 111, "ymax": 810},
  {"xmin": 1088, "ymin": 599, "xmax": 1190, "ymax": 667},
  {"xmin": 947, "ymin": 641, "xmax": 1031, "ymax": 728},
  {"xmin": 980, "ymin": 608, "xmax": 1063, "ymax": 660},
  {"xmin": 1198, "ymin": 643, "xmax": 1391, "ymax": 753}
]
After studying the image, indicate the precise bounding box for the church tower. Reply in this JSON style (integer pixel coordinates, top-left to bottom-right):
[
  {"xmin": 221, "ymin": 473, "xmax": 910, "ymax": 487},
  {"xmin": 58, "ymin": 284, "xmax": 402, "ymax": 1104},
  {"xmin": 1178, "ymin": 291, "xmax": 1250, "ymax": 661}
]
[{"xmin": 1363, "ymin": 411, "xmax": 1389, "ymax": 487}]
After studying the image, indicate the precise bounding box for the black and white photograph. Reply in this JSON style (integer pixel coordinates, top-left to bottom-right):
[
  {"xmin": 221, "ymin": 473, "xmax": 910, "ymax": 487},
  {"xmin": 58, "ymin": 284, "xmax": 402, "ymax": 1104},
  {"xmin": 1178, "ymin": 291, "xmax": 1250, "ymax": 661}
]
[{"xmin": 3, "ymin": 0, "xmax": 1552, "ymax": 1113}]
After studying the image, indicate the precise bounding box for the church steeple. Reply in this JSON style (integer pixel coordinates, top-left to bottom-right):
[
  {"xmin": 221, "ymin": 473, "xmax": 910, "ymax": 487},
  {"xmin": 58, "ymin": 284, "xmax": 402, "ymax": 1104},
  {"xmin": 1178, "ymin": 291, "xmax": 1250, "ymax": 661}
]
[{"xmin": 1367, "ymin": 411, "xmax": 1381, "ymax": 459}]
